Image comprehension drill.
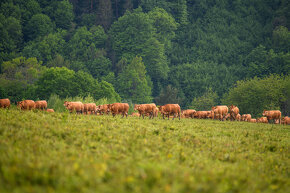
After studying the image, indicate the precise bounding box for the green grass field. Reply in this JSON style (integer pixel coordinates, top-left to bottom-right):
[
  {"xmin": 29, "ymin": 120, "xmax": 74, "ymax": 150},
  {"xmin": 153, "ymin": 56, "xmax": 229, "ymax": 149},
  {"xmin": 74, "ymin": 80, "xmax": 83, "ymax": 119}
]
[{"xmin": 0, "ymin": 108, "xmax": 289, "ymax": 193}]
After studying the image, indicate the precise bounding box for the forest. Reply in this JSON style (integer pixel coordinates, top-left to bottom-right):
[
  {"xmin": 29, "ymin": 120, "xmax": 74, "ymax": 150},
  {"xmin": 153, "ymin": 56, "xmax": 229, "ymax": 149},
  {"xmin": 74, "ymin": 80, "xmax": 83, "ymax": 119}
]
[{"xmin": 0, "ymin": 0, "xmax": 289, "ymax": 117}]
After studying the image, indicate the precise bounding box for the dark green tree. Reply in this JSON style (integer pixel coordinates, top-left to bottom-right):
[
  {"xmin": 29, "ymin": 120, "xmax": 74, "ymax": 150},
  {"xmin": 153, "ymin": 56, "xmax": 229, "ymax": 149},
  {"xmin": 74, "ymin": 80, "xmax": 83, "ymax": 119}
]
[
  {"xmin": 52, "ymin": 0, "xmax": 74, "ymax": 30},
  {"xmin": 36, "ymin": 67, "xmax": 76, "ymax": 99},
  {"xmin": 96, "ymin": 0, "xmax": 113, "ymax": 30},
  {"xmin": 24, "ymin": 13, "xmax": 53, "ymax": 41},
  {"xmin": 22, "ymin": 30, "xmax": 66, "ymax": 64},
  {"xmin": 272, "ymin": 26, "xmax": 290, "ymax": 53},
  {"xmin": 189, "ymin": 88, "xmax": 218, "ymax": 111},
  {"xmin": 109, "ymin": 8, "xmax": 169, "ymax": 95},
  {"xmin": 0, "ymin": 57, "xmax": 44, "ymax": 102},
  {"xmin": 116, "ymin": 56, "xmax": 152, "ymax": 103},
  {"xmin": 0, "ymin": 14, "xmax": 22, "ymax": 64},
  {"xmin": 154, "ymin": 84, "xmax": 183, "ymax": 106}
]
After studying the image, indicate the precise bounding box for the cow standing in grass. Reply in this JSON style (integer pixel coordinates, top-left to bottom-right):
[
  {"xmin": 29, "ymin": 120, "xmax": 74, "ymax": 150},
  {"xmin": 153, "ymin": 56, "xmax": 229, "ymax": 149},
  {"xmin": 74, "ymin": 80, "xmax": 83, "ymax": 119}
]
[
  {"xmin": 108, "ymin": 103, "xmax": 129, "ymax": 118},
  {"xmin": 35, "ymin": 100, "xmax": 47, "ymax": 110},
  {"xmin": 263, "ymin": 110, "xmax": 281, "ymax": 124},
  {"xmin": 282, "ymin": 116, "xmax": 290, "ymax": 125},
  {"xmin": 182, "ymin": 109, "xmax": 196, "ymax": 118},
  {"xmin": 212, "ymin": 105, "xmax": 228, "ymax": 121},
  {"xmin": 0, "ymin": 98, "xmax": 10, "ymax": 109},
  {"xmin": 134, "ymin": 103, "xmax": 157, "ymax": 119},
  {"xmin": 241, "ymin": 114, "xmax": 251, "ymax": 122},
  {"xmin": 17, "ymin": 100, "xmax": 35, "ymax": 110},
  {"xmin": 84, "ymin": 103, "xmax": 97, "ymax": 114},
  {"xmin": 159, "ymin": 104, "xmax": 181, "ymax": 120},
  {"xmin": 229, "ymin": 105, "xmax": 239, "ymax": 121},
  {"xmin": 194, "ymin": 111, "xmax": 209, "ymax": 119},
  {"xmin": 64, "ymin": 101, "xmax": 84, "ymax": 114},
  {"xmin": 257, "ymin": 117, "xmax": 268, "ymax": 123}
]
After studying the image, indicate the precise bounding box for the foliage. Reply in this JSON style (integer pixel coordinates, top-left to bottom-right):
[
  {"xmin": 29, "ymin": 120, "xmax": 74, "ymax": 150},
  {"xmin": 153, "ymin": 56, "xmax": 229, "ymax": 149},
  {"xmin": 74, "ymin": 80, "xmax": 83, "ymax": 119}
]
[
  {"xmin": 272, "ymin": 26, "xmax": 290, "ymax": 53},
  {"xmin": 24, "ymin": 13, "xmax": 53, "ymax": 41},
  {"xmin": 0, "ymin": 0, "xmax": 289, "ymax": 109},
  {"xmin": 46, "ymin": 0, "xmax": 74, "ymax": 30},
  {"xmin": 245, "ymin": 45, "xmax": 290, "ymax": 78},
  {"xmin": 0, "ymin": 14, "xmax": 22, "ymax": 64},
  {"xmin": 155, "ymin": 85, "xmax": 183, "ymax": 105},
  {"xmin": 222, "ymin": 74, "xmax": 290, "ymax": 117},
  {"xmin": 109, "ymin": 7, "xmax": 169, "ymax": 89},
  {"xmin": 168, "ymin": 62, "xmax": 240, "ymax": 107},
  {"xmin": 117, "ymin": 56, "xmax": 152, "ymax": 103},
  {"xmin": 189, "ymin": 88, "xmax": 219, "ymax": 111},
  {"xmin": 35, "ymin": 67, "xmax": 120, "ymax": 102},
  {"xmin": 36, "ymin": 67, "xmax": 76, "ymax": 99},
  {"xmin": 22, "ymin": 30, "xmax": 66, "ymax": 64},
  {"xmin": 0, "ymin": 109, "xmax": 289, "ymax": 193},
  {"xmin": 47, "ymin": 93, "xmax": 66, "ymax": 112},
  {"xmin": 0, "ymin": 56, "xmax": 44, "ymax": 84}
]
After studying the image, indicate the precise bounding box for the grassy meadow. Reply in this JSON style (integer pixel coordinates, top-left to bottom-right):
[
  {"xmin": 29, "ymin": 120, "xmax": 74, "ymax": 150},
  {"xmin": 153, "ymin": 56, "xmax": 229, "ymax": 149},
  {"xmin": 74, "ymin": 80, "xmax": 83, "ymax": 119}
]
[{"xmin": 0, "ymin": 108, "xmax": 289, "ymax": 193}]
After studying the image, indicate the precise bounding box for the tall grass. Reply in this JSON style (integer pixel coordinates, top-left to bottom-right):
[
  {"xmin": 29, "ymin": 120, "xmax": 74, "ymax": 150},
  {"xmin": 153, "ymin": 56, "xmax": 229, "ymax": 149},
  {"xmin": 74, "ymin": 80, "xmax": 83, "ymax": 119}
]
[{"xmin": 47, "ymin": 94, "xmax": 120, "ymax": 112}]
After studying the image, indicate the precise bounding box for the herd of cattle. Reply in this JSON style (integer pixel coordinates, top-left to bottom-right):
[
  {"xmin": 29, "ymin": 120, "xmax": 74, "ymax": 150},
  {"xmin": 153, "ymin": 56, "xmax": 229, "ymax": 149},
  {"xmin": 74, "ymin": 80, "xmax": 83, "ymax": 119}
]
[{"xmin": 0, "ymin": 98, "xmax": 289, "ymax": 125}]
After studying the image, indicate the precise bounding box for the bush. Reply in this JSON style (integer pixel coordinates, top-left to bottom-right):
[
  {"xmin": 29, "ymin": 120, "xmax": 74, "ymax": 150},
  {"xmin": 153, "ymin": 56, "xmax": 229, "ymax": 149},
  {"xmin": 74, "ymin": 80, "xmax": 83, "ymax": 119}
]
[{"xmin": 222, "ymin": 74, "xmax": 290, "ymax": 117}]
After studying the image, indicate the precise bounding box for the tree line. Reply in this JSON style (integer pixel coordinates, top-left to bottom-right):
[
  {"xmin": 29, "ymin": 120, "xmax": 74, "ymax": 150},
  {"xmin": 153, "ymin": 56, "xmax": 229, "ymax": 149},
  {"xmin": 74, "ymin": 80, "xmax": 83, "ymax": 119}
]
[{"xmin": 0, "ymin": 0, "xmax": 289, "ymax": 117}]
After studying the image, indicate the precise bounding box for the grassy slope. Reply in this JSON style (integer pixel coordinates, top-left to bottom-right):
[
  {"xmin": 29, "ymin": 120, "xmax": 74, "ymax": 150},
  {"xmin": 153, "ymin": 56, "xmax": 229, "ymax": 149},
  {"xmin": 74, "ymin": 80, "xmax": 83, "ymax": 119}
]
[{"xmin": 0, "ymin": 109, "xmax": 289, "ymax": 193}]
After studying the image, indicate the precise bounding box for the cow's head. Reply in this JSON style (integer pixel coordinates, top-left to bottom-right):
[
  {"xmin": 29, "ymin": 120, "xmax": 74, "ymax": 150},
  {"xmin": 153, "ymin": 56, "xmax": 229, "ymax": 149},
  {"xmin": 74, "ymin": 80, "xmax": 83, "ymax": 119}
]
[
  {"xmin": 107, "ymin": 104, "xmax": 112, "ymax": 112},
  {"xmin": 134, "ymin": 104, "xmax": 139, "ymax": 111},
  {"xmin": 64, "ymin": 101, "xmax": 70, "ymax": 107},
  {"xmin": 17, "ymin": 101, "xmax": 23, "ymax": 108},
  {"xmin": 262, "ymin": 110, "xmax": 268, "ymax": 116}
]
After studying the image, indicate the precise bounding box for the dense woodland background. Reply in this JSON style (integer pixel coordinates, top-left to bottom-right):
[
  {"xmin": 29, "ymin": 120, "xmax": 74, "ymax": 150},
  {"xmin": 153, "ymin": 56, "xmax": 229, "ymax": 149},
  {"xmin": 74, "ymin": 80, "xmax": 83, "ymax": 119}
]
[{"xmin": 0, "ymin": 0, "xmax": 289, "ymax": 116}]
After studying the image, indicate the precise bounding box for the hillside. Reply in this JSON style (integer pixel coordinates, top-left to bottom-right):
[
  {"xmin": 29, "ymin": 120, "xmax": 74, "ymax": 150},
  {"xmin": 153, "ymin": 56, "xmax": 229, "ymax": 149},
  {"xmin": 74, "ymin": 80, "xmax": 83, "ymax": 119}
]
[
  {"xmin": 0, "ymin": 109, "xmax": 289, "ymax": 193},
  {"xmin": 0, "ymin": 0, "xmax": 289, "ymax": 110}
]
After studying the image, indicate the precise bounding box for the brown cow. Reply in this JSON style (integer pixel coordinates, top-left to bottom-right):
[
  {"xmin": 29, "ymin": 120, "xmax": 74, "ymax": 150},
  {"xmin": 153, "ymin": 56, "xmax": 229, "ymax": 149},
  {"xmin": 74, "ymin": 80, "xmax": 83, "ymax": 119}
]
[
  {"xmin": 257, "ymin": 117, "xmax": 268, "ymax": 123},
  {"xmin": 46, "ymin": 109, "xmax": 55, "ymax": 113},
  {"xmin": 182, "ymin": 109, "xmax": 196, "ymax": 118},
  {"xmin": 241, "ymin": 114, "xmax": 251, "ymax": 122},
  {"xmin": 206, "ymin": 111, "xmax": 214, "ymax": 119},
  {"xmin": 98, "ymin": 104, "xmax": 109, "ymax": 115},
  {"xmin": 64, "ymin": 101, "xmax": 84, "ymax": 114},
  {"xmin": 17, "ymin": 100, "xmax": 35, "ymax": 110},
  {"xmin": 262, "ymin": 110, "xmax": 281, "ymax": 124},
  {"xmin": 250, "ymin": 119, "xmax": 257, "ymax": 123},
  {"xmin": 229, "ymin": 105, "xmax": 239, "ymax": 121},
  {"xmin": 281, "ymin": 116, "xmax": 290, "ymax": 125},
  {"xmin": 236, "ymin": 114, "xmax": 241, "ymax": 121},
  {"xmin": 134, "ymin": 103, "xmax": 156, "ymax": 119},
  {"xmin": 0, "ymin": 98, "xmax": 10, "ymax": 108},
  {"xmin": 159, "ymin": 104, "xmax": 181, "ymax": 120},
  {"xmin": 84, "ymin": 103, "xmax": 97, "ymax": 114},
  {"xmin": 108, "ymin": 103, "xmax": 129, "ymax": 118},
  {"xmin": 194, "ymin": 111, "xmax": 209, "ymax": 119},
  {"xmin": 212, "ymin": 105, "xmax": 228, "ymax": 121},
  {"xmin": 35, "ymin": 100, "xmax": 47, "ymax": 110}
]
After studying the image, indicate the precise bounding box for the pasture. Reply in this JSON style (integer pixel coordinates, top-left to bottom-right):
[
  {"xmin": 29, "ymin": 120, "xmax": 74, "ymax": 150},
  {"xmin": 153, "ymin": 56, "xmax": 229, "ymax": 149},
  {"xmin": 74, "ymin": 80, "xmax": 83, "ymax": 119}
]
[{"xmin": 0, "ymin": 108, "xmax": 289, "ymax": 193}]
